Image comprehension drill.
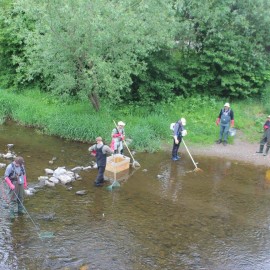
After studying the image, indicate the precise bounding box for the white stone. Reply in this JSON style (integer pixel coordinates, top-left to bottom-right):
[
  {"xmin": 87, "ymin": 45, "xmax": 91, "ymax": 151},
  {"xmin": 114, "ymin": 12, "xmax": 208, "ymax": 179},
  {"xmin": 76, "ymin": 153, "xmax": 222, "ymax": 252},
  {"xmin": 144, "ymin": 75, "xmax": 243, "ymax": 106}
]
[
  {"xmin": 0, "ymin": 163, "xmax": 6, "ymax": 168},
  {"xmin": 45, "ymin": 180, "xmax": 55, "ymax": 187},
  {"xmin": 49, "ymin": 176, "xmax": 59, "ymax": 184},
  {"xmin": 58, "ymin": 174, "xmax": 72, "ymax": 184},
  {"xmin": 38, "ymin": 176, "xmax": 49, "ymax": 181},
  {"xmin": 53, "ymin": 167, "xmax": 67, "ymax": 178},
  {"xmin": 45, "ymin": 168, "xmax": 54, "ymax": 175}
]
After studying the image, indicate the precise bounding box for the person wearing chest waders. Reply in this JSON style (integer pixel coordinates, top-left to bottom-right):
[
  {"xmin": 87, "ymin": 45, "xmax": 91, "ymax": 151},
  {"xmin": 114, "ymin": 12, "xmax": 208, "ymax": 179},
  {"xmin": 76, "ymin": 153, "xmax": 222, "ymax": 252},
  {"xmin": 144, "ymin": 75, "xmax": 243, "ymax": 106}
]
[
  {"xmin": 172, "ymin": 118, "xmax": 187, "ymax": 161},
  {"xmin": 4, "ymin": 156, "xmax": 28, "ymax": 219},
  {"xmin": 215, "ymin": 102, "xmax": 235, "ymax": 146},
  {"xmin": 111, "ymin": 121, "xmax": 125, "ymax": 154},
  {"xmin": 88, "ymin": 137, "xmax": 114, "ymax": 187},
  {"xmin": 256, "ymin": 115, "xmax": 270, "ymax": 156}
]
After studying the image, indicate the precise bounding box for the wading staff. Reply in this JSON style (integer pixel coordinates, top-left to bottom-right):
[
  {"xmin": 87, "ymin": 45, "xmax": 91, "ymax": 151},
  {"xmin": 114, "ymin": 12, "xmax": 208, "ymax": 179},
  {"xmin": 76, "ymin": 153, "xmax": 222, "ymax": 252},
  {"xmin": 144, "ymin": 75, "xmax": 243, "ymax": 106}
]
[
  {"xmin": 113, "ymin": 120, "xmax": 141, "ymax": 168},
  {"xmin": 182, "ymin": 139, "xmax": 203, "ymax": 172}
]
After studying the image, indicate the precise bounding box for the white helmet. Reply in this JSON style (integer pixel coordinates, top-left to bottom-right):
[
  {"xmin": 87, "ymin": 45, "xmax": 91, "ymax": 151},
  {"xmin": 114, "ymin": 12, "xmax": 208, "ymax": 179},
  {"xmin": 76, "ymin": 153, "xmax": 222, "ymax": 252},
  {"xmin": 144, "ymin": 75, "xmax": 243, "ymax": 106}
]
[
  {"xmin": 181, "ymin": 118, "xmax": 186, "ymax": 126},
  {"xmin": 224, "ymin": 102, "xmax": 230, "ymax": 107}
]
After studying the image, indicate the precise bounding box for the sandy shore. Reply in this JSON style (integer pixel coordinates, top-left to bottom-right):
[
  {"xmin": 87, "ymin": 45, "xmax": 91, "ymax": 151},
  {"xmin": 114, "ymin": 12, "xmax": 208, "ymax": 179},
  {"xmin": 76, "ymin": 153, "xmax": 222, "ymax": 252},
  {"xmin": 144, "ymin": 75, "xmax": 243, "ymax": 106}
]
[{"xmin": 167, "ymin": 131, "xmax": 270, "ymax": 168}]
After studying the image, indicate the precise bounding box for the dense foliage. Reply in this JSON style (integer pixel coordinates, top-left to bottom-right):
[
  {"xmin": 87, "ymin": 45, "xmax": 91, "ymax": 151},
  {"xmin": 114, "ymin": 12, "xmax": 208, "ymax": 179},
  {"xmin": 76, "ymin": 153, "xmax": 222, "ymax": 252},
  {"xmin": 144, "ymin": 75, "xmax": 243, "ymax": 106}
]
[{"xmin": 1, "ymin": 0, "xmax": 270, "ymax": 109}]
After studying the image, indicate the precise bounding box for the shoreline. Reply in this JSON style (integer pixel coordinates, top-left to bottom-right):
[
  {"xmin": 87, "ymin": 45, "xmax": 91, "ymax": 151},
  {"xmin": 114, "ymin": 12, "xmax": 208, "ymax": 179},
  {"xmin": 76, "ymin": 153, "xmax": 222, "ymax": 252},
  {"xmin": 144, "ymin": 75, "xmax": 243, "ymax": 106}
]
[
  {"xmin": 185, "ymin": 141, "xmax": 270, "ymax": 168},
  {"xmin": 162, "ymin": 132, "xmax": 270, "ymax": 168}
]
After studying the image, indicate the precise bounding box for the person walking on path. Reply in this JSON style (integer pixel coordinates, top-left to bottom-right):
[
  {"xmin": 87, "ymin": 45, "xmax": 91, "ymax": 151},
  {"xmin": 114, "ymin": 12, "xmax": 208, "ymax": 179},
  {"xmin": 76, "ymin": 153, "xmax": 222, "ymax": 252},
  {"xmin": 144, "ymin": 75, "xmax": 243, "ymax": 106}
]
[
  {"xmin": 88, "ymin": 137, "xmax": 114, "ymax": 187},
  {"xmin": 172, "ymin": 118, "xmax": 187, "ymax": 161},
  {"xmin": 111, "ymin": 121, "xmax": 126, "ymax": 154},
  {"xmin": 4, "ymin": 156, "xmax": 28, "ymax": 219},
  {"xmin": 256, "ymin": 115, "xmax": 270, "ymax": 156},
  {"xmin": 215, "ymin": 102, "xmax": 235, "ymax": 146}
]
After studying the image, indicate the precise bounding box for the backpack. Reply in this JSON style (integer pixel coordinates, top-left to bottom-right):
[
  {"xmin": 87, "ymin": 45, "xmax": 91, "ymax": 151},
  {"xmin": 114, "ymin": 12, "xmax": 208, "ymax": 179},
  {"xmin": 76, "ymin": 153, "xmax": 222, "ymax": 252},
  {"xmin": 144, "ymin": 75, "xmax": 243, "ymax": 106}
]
[
  {"xmin": 170, "ymin": 122, "xmax": 187, "ymax": 136},
  {"xmin": 170, "ymin": 123, "xmax": 175, "ymax": 131}
]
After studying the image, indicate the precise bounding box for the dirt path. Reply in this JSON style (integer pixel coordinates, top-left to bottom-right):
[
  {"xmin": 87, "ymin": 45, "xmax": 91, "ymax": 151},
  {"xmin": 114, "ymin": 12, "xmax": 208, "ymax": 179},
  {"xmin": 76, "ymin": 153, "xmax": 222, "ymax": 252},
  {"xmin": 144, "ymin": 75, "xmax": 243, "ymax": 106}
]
[{"xmin": 167, "ymin": 131, "xmax": 270, "ymax": 168}]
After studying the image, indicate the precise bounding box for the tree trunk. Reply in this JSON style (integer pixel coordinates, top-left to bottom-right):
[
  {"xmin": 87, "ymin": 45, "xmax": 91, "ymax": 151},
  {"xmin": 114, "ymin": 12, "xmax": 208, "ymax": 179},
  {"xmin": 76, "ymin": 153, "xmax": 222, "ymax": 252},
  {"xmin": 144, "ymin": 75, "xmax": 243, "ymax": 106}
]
[{"xmin": 88, "ymin": 92, "xmax": 100, "ymax": 111}]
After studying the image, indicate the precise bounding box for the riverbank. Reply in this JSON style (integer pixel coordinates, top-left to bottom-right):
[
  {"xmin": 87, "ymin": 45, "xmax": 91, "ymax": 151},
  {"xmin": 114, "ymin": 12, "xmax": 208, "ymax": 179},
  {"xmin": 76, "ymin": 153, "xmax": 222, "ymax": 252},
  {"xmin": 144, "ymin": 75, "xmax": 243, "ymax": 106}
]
[
  {"xmin": 171, "ymin": 130, "xmax": 270, "ymax": 168},
  {"xmin": 1, "ymin": 90, "xmax": 268, "ymax": 152}
]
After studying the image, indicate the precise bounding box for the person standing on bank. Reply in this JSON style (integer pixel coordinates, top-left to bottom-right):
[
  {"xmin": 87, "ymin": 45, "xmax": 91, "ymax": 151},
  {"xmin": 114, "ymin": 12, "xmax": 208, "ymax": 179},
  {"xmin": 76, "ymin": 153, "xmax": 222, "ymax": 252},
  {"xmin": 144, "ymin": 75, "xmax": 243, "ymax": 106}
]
[
  {"xmin": 172, "ymin": 118, "xmax": 187, "ymax": 161},
  {"xmin": 88, "ymin": 137, "xmax": 114, "ymax": 187},
  {"xmin": 215, "ymin": 102, "xmax": 234, "ymax": 146},
  {"xmin": 4, "ymin": 156, "xmax": 27, "ymax": 219},
  {"xmin": 111, "ymin": 121, "xmax": 125, "ymax": 154},
  {"xmin": 256, "ymin": 115, "xmax": 270, "ymax": 156}
]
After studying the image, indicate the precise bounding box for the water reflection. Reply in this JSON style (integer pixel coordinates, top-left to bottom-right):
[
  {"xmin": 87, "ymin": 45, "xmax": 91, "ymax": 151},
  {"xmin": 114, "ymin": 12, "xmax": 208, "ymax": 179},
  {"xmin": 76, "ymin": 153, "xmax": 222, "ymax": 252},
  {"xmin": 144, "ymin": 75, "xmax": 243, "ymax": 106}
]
[{"xmin": 1, "ymin": 122, "xmax": 270, "ymax": 269}]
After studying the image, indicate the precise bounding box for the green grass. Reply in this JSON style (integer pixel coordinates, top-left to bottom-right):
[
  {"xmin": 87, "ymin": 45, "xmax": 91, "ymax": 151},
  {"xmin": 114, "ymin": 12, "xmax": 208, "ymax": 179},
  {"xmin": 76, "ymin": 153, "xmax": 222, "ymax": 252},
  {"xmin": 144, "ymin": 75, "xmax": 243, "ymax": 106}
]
[{"xmin": 0, "ymin": 89, "xmax": 268, "ymax": 152}]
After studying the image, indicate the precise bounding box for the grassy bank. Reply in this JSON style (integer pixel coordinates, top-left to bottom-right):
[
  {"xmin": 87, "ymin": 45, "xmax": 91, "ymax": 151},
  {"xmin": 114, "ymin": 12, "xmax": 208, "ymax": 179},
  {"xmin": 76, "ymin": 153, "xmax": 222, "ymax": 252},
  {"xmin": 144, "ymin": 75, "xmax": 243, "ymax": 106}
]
[{"xmin": 0, "ymin": 89, "xmax": 268, "ymax": 152}]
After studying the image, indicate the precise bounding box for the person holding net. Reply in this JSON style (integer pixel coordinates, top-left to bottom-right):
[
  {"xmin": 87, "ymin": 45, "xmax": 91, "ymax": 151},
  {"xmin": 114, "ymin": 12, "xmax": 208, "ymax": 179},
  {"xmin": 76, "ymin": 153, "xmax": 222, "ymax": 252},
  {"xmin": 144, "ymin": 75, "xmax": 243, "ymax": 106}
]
[
  {"xmin": 171, "ymin": 118, "xmax": 187, "ymax": 161},
  {"xmin": 111, "ymin": 121, "xmax": 126, "ymax": 154},
  {"xmin": 4, "ymin": 156, "xmax": 28, "ymax": 219}
]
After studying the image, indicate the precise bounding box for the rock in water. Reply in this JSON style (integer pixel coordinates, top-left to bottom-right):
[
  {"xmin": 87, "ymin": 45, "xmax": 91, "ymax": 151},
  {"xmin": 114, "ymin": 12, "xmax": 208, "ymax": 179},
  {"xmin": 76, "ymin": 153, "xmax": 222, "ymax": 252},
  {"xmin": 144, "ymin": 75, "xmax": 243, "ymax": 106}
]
[{"xmin": 76, "ymin": 190, "xmax": 87, "ymax": 195}]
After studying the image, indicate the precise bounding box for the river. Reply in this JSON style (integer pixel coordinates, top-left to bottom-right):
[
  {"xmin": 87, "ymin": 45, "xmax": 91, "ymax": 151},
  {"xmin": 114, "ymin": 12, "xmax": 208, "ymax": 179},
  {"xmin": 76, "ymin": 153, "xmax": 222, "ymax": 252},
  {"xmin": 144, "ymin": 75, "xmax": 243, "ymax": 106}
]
[{"xmin": 1, "ymin": 121, "xmax": 270, "ymax": 270}]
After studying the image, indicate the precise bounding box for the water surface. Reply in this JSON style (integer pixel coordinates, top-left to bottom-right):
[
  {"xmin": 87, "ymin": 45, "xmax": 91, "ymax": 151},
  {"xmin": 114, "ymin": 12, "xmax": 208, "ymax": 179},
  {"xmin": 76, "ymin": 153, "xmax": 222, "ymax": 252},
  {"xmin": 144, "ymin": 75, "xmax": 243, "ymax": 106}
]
[{"xmin": 1, "ymin": 122, "xmax": 270, "ymax": 270}]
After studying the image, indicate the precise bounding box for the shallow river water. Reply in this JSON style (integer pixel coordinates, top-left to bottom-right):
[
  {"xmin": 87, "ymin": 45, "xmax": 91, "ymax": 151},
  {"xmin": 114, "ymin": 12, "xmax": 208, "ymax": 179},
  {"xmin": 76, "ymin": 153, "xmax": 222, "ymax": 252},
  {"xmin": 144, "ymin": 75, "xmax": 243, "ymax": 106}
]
[{"xmin": 1, "ymin": 121, "xmax": 270, "ymax": 270}]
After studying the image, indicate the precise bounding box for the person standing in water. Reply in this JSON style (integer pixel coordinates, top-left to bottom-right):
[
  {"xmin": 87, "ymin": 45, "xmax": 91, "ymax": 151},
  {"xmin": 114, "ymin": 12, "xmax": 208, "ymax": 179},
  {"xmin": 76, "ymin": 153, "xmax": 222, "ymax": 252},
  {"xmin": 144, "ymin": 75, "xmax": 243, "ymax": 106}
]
[
  {"xmin": 88, "ymin": 137, "xmax": 114, "ymax": 187},
  {"xmin": 111, "ymin": 121, "xmax": 126, "ymax": 154},
  {"xmin": 4, "ymin": 156, "xmax": 28, "ymax": 219}
]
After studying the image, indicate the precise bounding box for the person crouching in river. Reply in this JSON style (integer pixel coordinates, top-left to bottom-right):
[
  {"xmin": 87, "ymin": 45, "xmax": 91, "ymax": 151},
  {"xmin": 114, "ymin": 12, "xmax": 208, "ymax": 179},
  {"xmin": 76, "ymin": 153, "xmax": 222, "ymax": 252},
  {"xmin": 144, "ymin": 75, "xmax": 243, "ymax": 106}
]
[
  {"xmin": 88, "ymin": 137, "xmax": 114, "ymax": 187},
  {"xmin": 4, "ymin": 156, "xmax": 28, "ymax": 219}
]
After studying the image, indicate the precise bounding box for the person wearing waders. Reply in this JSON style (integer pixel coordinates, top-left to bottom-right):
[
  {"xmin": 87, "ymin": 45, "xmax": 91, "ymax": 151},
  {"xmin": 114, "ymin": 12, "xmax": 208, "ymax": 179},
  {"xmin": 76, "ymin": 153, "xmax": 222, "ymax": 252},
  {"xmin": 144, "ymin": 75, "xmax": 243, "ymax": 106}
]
[
  {"xmin": 111, "ymin": 121, "xmax": 125, "ymax": 154},
  {"xmin": 172, "ymin": 118, "xmax": 186, "ymax": 161},
  {"xmin": 256, "ymin": 115, "xmax": 270, "ymax": 156},
  {"xmin": 88, "ymin": 137, "xmax": 114, "ymax": 187},
  {"xmin": 4, "ymin": 156, "xmax": 27, "ymax": 219},
  {"xmin": 215, "ymin": 102, "xmax": 234, "ymax": 146}
]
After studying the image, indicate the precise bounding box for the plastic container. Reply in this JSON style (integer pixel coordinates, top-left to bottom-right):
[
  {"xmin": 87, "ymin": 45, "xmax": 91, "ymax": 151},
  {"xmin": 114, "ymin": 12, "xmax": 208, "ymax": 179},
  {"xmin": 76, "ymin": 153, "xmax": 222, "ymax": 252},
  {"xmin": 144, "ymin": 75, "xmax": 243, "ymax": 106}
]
[
  {"xmin": 106, "ymin": 154, "xmax": 130, "ymax": 173},
  {"xmin": 229, "ymin": 128, "xmax": 236, "ymax": 137}
]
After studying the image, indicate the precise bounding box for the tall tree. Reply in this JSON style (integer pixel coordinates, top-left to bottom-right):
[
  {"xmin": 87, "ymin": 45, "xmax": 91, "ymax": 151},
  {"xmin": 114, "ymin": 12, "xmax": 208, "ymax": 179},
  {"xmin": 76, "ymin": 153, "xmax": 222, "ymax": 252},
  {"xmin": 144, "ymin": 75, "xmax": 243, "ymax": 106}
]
[
  {"xmin": 173, "ymin": 0, "xmax": 270, "ymax": 98},
  {"xmin": 7, "ymin": 0, "xmax": 177, "ymax": 110}
]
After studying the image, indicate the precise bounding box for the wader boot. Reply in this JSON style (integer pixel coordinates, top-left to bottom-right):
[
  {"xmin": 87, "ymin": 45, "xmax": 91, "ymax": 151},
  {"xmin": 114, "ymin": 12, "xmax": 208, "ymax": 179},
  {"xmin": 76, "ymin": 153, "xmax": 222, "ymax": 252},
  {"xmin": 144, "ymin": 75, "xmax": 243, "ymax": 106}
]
[
  {"xmin": 9, "ymin": 208, "xmax": 15, "ymax": 219},
  {"xmin": 263, "ymin": 146, "xmax": 270, "ymax": 156},
  {"xmin": 18, "ymin": 204, "xmax": 26, "ymax": 215},
  {"xmin": 256, "ymin": 145, "xmax": 264, "ymax": 153}
]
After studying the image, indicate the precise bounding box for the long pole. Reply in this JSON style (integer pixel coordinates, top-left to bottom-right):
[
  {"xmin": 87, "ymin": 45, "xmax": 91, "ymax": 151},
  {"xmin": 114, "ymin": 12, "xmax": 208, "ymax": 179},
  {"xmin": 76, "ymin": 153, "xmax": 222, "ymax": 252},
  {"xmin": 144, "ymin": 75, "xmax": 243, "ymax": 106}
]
[
  {"xmin": 182, "ymin": 138, "xmax": 201, "ymax": 171},
  {"xmin": 13, "ymin": 191, "xmax": 41, "ymax": 238}
]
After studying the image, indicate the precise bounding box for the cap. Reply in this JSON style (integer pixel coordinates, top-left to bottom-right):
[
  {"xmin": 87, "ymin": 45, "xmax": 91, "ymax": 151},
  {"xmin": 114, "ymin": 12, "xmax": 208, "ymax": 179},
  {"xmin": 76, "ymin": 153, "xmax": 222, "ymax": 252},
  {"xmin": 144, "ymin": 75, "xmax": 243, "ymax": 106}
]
[
  {"xmin": 181, "ymin": 118, "xmax": 186, "ymax": 126},
  {"xmin": 95, "ymin": 137, "xmax": 103, "ymax": 142},
  {"xmin": 14, "ymin": 156, "xmax": 24, "ymax": 165},
  {"xmin": 118, "ymin": 121, "xmax": 125, "ymax": 126},
  {"xmin": 224, "ymin": 102, "xmax": 230, "ymax": 107},
  {"xmin": 267, "ymin": 115, "xmax": 270, "ymax": 118}
]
